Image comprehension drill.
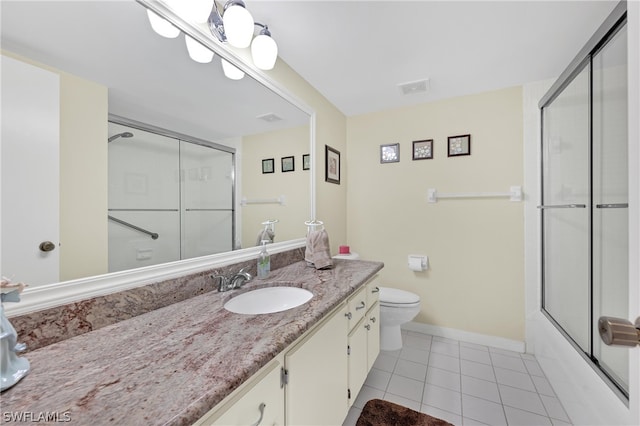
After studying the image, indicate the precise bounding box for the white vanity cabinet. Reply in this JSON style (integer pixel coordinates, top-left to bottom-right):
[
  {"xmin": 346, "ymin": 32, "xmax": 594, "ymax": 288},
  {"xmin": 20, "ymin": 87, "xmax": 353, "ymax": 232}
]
[
  {"xmin": 285, "ymin": 303, "xmax": 349, "ymax": 426},
  {"xmin": 195, "ymin": 275, "xmax": 381, "ymax": 426},
  {"xmin": 366, "ymin": 278, "xmax": 381, "ymax": 372},
  {"xmin": 347, "ymin": 276, "xmax": 381, "ymax": 406},
  {"xmin": 194, "ymin": 359, "xmax": 284, "ymax": 426}
]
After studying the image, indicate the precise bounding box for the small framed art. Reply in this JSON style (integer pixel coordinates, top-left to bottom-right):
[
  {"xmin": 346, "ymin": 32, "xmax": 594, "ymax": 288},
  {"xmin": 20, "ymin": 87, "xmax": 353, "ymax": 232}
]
[
  {"xmin": 303, "ymin": 154, "xmax": 310, "ymax": 170},
  {"xmin": 380, "ymin": 143, "xmax": 400, "ymax": 163},
  {"xmin": 262, "ymin": 158, "xmax": 274, "ymax": 174},
  {"xmin": 325, "ymin": 145, "xmax": 340, "ymax": 184},
  {"xmin": 412, "ymin": 139, "xmax": 433, "ymax": 160},
  {"xmin": 281, "ymin": 156, "xmax": 295, "ymax": 172},
  {"xmin": 448, "ymin": 134, "xmax": 471, "ymax": 157}
]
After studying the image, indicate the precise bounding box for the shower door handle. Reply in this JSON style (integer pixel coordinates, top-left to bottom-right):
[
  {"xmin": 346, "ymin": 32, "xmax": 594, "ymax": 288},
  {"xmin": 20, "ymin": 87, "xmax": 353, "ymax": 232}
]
[
  {"xmin": 537, "ymin": 204, "xmax": 586, "ymax": 209},
  {"xmin": 595, "ymin": 203, "xmax": 629, "ymax": 209},
  {"xmin": 598, "ymin": 316, "xmax": 640, "ymax": 347}
]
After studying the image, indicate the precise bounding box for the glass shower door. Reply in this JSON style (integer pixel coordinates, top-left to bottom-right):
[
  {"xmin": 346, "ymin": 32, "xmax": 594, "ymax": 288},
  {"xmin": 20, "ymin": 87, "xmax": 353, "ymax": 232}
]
[
  {"xmin": 592, "ymin": 25, "xmax": 629, "ymax": 393},
  {"xmin": 180, "ymin": 141, "xmax": 234, "ymax": 259},
  {"xmin": 541, "ymin": 66, "xmax": 591, "ymax": 352},
  {"xmin": 108, "ymin": 123, "xmax": 181, "ymax": 272},
  {"xmin": 541, "ymin": 16, "xmax": 629, "ymax": 398}
]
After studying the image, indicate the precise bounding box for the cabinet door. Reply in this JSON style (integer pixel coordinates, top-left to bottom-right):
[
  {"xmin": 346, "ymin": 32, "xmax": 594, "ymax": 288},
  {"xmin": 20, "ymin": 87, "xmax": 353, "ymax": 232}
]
[
  {"xmin": 197, "ymin": 360, "xmax": 284, "ymax": 426},
  {"xmin": 348, "ymin": 318, "xmax": 369, "ymax": 407},
  {"xmin": 367, "ymin": 303, "xmax": 381, "ymax": 371},
  {"xmin": 285, "ymin": 304, "xmax": 349, "ymax": 426}
]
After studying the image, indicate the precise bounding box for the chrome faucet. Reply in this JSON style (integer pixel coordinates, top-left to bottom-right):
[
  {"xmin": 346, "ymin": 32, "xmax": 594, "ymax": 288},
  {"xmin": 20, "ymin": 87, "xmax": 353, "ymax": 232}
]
[{"xmin": 211, "ymin": 267, "xmax": 253, "ymax": 292}]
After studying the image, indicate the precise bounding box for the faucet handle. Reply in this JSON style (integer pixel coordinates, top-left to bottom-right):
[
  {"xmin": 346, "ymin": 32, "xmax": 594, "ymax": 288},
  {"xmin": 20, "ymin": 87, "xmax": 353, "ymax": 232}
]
[
  {"xmin": 211, "ymin": 274, "xmax": 230, "ymax": 292},
  {"xmin": 237, "ymin": 267, "xmax": 253, "ymax": 281}
]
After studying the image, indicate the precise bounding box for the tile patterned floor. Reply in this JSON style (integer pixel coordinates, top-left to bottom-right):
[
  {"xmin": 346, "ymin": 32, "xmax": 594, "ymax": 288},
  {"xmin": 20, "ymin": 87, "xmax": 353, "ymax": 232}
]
[{"xmin": 343, "ymin": 330, "xmax": 572, "ymax": 426}]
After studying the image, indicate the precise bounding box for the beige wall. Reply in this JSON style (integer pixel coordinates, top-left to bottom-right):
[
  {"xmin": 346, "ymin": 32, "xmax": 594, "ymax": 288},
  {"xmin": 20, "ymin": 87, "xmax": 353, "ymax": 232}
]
[
  {"xmin": 346, "ymin": 86, "xmax": 525, "ymax": 341},
  {"xmin": 241, "ymin": 124, "xmax": 311, "ymax": 248},
  {"xmin": 59, "ymin": 73, "xmax": 108, "ymax": 281}
]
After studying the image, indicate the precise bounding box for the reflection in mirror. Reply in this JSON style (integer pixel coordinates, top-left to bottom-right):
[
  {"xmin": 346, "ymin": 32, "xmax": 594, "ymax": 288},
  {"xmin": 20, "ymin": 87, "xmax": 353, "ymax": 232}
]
[{"xmin": 1, "ymin": 1, "xmax": 311, "ymax": 287}]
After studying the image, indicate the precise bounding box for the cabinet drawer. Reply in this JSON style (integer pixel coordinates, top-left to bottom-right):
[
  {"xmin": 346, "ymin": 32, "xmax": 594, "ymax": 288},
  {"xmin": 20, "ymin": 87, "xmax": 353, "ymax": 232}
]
[
  {"xmin": 366, "ymin": 275, "xmax": 380, "ymax": 308},
  {"xmin": 347, "ymin": 286, "xmax": 367, "ymax": 331}
]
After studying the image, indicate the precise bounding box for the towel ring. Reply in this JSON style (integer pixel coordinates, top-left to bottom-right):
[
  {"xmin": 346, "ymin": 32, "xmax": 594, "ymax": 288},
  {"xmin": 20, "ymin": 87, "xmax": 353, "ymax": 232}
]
[{"xmin": 305, "ymin": 220, "xmax": 324, "ymax": 233}]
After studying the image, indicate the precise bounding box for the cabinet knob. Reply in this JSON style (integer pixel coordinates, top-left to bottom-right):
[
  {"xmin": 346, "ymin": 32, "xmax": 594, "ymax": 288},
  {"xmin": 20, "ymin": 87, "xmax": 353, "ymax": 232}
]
[
  {"xmin": 355, "ymin": 301, "xmax": 366, "ymax": 310},
  {"xmin": 370, "ymin": 316, "xmax": 376, "ymax": 323},
  {"xmin": 371, "ymin": 287, "xmax": 380, "ymax": 293},
  {"xmin": 345, "ymin": 312, "xmax": 352, "ymax": 320},
  {"xmin": 365, "ymin": 324, "xmax": 371, "ymax": 331}
]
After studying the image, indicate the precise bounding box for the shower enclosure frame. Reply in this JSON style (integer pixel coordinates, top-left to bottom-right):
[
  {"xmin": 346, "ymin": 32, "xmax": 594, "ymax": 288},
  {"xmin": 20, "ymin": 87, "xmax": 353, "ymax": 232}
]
[
  {"xmin": 539, "ymin": 2, "xmax": 628, "ymax": 401},
  {"xmin": 108, "ymin": 114, "xmax": 237, "ymax": 266}
]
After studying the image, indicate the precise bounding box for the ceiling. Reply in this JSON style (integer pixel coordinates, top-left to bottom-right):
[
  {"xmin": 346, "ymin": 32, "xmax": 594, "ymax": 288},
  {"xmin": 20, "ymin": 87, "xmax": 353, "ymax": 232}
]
[
  {"xmin": 0, "ymin": 0, "xmax": 309, "ymax": 141},
  {"xmin": 1, "ymin": 0, "xmax": 620, "ymax": 128},
  {"xmin": 247, "ymin": 0, "xmax": 619, "ymax": 116}
]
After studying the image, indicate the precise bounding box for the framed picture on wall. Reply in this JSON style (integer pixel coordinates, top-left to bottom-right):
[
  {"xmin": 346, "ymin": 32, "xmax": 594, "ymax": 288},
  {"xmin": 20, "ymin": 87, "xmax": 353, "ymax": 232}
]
[
  {"xmin": 303, "ymin": 154, "xmax": 310, "ymax": 170},
  {"xmin": 380, "ymin": 143, "xmax": 400, "ymax": 163},
  {"xmin": 412, "ymin": 139, "xmax": 433, "ymax": 160},
  {"xmin": 447, "ymin": 134, "xmax": 471, "ymax": 157},
  {"xmin": 262, "ymin": 158, "xmax": 274, "ymax": 174},
  {"xmin": 325, "ymin": 145, "xmax": 340, "ymax": 184},
  {"xmin": 281, "ymin": 156, "xmax": 295, "ymax": 172}
]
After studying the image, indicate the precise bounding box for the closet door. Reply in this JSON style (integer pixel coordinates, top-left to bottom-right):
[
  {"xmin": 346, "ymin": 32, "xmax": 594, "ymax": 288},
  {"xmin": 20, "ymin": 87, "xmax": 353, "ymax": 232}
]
[
  {"xmin": 592, "ymin": 25, "xmax": 628, "ymax": 393},
  {"xmin": 541, "ymin": 65, "xmax": 591, "ymax": 352}
]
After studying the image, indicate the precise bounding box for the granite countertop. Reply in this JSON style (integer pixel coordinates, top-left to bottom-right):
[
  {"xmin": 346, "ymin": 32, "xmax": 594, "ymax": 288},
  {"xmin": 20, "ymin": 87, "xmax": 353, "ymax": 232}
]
[{"xmin": 1, "ymin": 259, "xmax": 383, "ymax": 425}]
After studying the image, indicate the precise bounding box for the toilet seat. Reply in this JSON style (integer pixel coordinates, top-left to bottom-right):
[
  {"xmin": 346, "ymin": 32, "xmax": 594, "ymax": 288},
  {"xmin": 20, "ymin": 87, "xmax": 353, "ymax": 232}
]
[{"xmin": 379, "ymin": 287, "xmax": 420, "ymax": 307}]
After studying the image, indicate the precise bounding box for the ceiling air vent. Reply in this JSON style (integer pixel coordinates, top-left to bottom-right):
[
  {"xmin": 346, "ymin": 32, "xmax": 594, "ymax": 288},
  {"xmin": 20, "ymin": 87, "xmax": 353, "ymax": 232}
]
[
  {"xmin": 398, "ymin": 79, "xmax": 430, "ymax": 95},
  {"xmin": 257, "ymin": 113, "xmax": 283, "ymax": 123}
]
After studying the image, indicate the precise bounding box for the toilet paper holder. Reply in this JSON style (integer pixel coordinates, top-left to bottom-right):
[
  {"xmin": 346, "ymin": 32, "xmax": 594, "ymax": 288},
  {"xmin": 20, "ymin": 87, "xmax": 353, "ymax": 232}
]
[{"xmin": 408, "ymin": 255, "xmax": 428, "ymax": 271}]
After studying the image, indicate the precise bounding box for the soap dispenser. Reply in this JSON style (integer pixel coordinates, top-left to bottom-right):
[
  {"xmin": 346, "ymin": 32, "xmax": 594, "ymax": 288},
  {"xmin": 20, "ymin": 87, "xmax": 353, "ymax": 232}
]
[{"xmin": 257, "ymin": 240, "xmax": 271, "ymax": 278}]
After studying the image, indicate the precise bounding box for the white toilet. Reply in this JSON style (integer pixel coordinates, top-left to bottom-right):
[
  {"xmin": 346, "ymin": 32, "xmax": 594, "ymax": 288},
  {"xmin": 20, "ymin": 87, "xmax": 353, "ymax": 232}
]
[{"xmin": 379, "ymin": 286, "xmax": 421, "ymax": 351}]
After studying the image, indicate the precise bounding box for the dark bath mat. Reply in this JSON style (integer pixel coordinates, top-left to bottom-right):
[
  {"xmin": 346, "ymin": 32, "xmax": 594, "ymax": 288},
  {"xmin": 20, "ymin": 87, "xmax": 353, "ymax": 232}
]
[{"xmin": 356, "ymin": 399, "xmax": 454, "ymax": 426}]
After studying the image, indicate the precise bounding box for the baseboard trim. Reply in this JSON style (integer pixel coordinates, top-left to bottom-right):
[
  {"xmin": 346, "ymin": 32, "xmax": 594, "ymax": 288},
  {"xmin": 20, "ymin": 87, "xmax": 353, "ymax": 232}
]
[{"xmin": 402, "ymin": 321, "xmax": 526, "ymax": 353}]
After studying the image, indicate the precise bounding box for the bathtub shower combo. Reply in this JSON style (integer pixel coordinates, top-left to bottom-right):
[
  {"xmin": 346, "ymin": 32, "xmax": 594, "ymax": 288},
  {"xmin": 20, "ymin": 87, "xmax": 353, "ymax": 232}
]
[
  {"xmin": 539, "ymin": 9, "xmax": 629, "ymax": 399},
  {"xmin": 107, "ymin": 120, "xmax": 235, "ymax": 273}
]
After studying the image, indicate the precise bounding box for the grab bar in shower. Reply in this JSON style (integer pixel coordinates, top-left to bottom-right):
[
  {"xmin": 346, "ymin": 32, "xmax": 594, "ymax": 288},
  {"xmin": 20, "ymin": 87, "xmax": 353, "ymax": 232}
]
[
  {"xmin": 108, "ymin": 215, "xmax": 159, "ymax": 240},
  {"xmin": 537, "ymin": 204, "xmax": 586, "ymax": 209},
  {"xmin": 596, "ymin": 203, "xmax": 628, "ymax": 209}
]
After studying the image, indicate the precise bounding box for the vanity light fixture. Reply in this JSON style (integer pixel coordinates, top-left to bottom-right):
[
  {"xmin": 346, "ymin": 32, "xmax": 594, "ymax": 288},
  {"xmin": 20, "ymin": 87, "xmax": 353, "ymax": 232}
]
[
  {"xmin": 146, "ymin": 9, "xmax": 180, "ymax": 38},
  {"xmin": 208, "ymin": 1, "xmax": 279, "ymax": 71},
  {"xmin": 185, "ymin": 34, "xmax": 215, "ymax": 63},
  {"xmin": 147, "ymin": 0, "xmax": 279, "ymax": 79},
  {"xmin": 221, "ymin": 0, "xmax": 255, "ymax": 48},
  {"xmin": 250, "ymin": 24, "xmax": 278, "ymax": 70},
  {"xmin": 221, "ymin": 59, "xmax": 246, "ymax": 80}
]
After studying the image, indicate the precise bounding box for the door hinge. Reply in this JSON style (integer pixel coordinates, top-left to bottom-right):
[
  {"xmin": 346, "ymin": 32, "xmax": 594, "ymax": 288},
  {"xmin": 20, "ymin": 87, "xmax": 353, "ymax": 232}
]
[
  {"xmin": 280, "ymin": 367, "xmax": 288, "ymax": 388},
  {"xmin": 347, "ymin": 345, "xmax": 351, "ymax": 356}
]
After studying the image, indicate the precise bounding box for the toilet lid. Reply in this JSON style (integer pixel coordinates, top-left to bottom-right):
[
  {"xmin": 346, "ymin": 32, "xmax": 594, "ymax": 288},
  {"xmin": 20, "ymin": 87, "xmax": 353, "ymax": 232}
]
[{"xmin": 379, "ymin": 287, "xmax": 420, "ymax": 304}]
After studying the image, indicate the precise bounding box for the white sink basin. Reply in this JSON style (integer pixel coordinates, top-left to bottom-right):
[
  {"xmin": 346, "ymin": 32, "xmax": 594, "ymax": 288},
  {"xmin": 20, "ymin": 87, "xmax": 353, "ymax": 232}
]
[{"xmin": 224, "ymin": 286, "xmax": 313, "ymax": 315}]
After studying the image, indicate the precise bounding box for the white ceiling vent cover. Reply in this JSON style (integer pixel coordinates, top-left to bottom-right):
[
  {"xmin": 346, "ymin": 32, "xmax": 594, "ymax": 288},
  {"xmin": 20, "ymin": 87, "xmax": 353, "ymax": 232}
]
[
  {"xmin": 398, "ymin": 79, "xmax": 430, "ymax": 95},
  {"xmin": 257, "ymin": 113, "xmax": 283, "ymax": 122}
]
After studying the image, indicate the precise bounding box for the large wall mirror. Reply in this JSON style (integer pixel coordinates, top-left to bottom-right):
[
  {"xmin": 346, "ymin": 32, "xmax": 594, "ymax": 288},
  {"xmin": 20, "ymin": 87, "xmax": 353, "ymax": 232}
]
[{"xmin": 1, "ymin": 0, "xmax": 314, "ymax": 313}]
